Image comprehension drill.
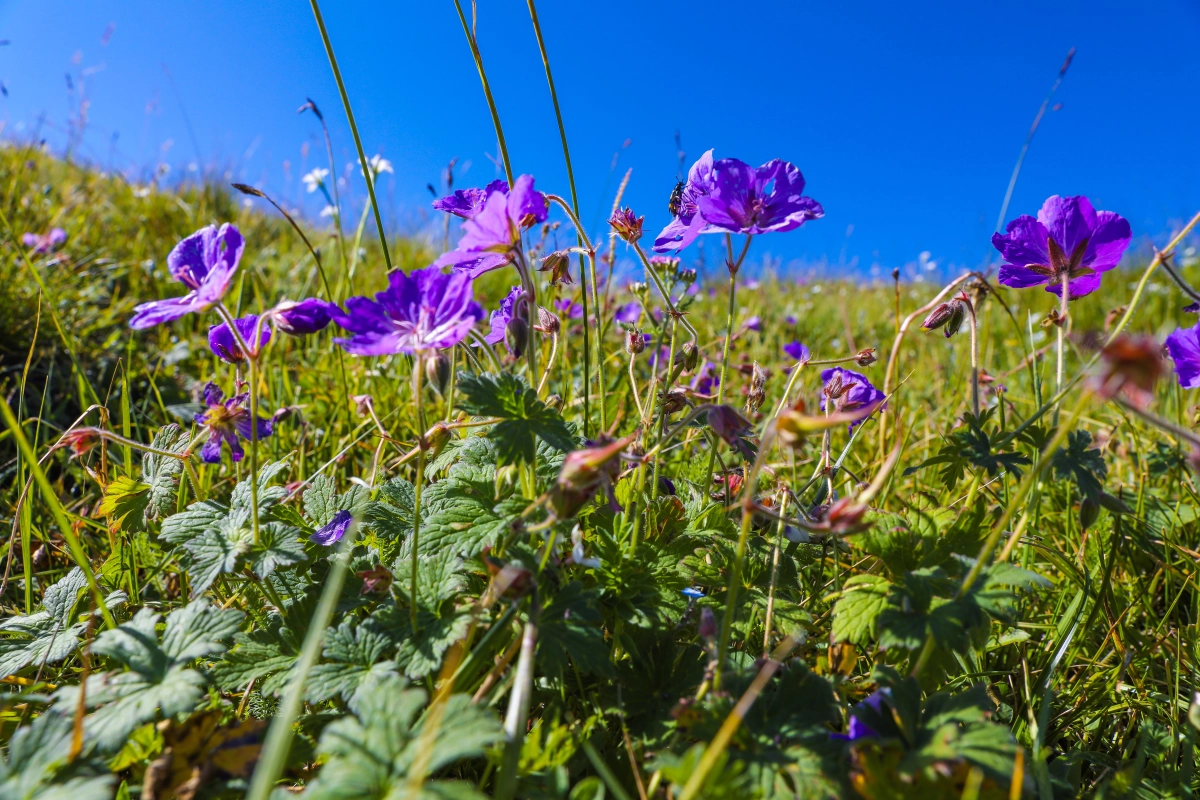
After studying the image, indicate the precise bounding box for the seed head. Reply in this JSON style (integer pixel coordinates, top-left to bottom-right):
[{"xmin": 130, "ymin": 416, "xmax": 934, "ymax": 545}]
[
  {"xmin": 535, "ymin": 306, "xmax": 561, "ymax": 335},
  {"xmin": 608, "ymin": 207, "xmax": 644, "ymax": 244},
  {"xmin": 625, "ymin": 328, "xmax": 646, "ymax": 355}
]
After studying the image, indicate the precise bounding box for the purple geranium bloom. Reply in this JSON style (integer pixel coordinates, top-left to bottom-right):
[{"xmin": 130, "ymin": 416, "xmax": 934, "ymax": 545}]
[
  {"xmin": 433, "ymin": 175, "xmax": 548, "ymax": 277},
  {"xmin": 329, "ymin": 266, "xmax": 485, "ymax": 356},
  {"xmin": 784, "ymin": 341, "xmax": 811, "ymax": 362},
  {"xmin": 992, "ymin": 195, "xmax": 1131, "ymax": 299},
  {"xmin": 130, "ymin": 223, "xmax": 244, "ymax": 330},
  {"xmin": 1166, "ymin": 322, "xmax": 1200, "ymax": 389},
  {"xmin": 432, "ymin": 179, "xmax": 509, "ymax": 220},
  {"xmin": 485, "ymin": 285, "xmax": 525, "ymax": 354},
  {"xmin": 555, "ymin": 299, "xmax": 583, "ymax": 319},
  {"xmin": 275, "ymin": 298, "xmax": 333, "ymax": 335},
  {"xmin": 820, "ymin": 367, "xmax": 886, "ymax": 431},
  {"xmin": 654, "ymin": 149, "xmax": 716, "ymax": 253},
  {"xmin": 699, "ymin": 158, "xmax": 823, "ymax": 236},
  {"xmin": 209, "ymin": 315, "xmax": 272, "ymax": 363},
  {"xmin": 22, "ymin": 227, "xmax": 67, "ymax": 253},
  {"xmin": 832, "ymin": 691, "xmax": 888, "ymax": 742},
  {"xmin": 785, "ymin": 314, "xmax": 798, "ymax": 326},
  {"xmin": 312, "ymin": 509, "xmax": 354, "ymax": 546},
  {"xmin": 743, "ymin": 315, "xmax": 762, "ymax": 332},
  {"xmin": 193, "ymin": 381, "xmax": 273, "ymax": 464},
  {"xmin": 614, "ymin": 301, "xmax": 641, "ymax": 324},
  {"xmin": 691, "ymin": 360, "xmax": 721, "ymax": 395}
]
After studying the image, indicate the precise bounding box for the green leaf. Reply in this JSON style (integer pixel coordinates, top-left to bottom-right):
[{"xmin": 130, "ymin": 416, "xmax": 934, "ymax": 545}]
[
  {"xmin": 1052, "ymin": 429, "xmax": 1107, "ymax": 501},
  {"xmin": 420, "ymin": 482, "xmax": 526, "ymax": 560},
  {"xmin": 96, "ymin": 476, "xmax": 151, "ymax": 532},
  {"xmin": 0, "ymin": 712, "xmax": 113, "ymax": 800},
  {"xmin": 141, "ymin": 423, "xmax": 189, "ymax": 522},
  {"xmin": 298, "ymin": 674, "xmax": 502, "ymax": 800},
  {"xmin": 538, "ymin": 581, "xmax": 613, "ymax": 677},
  {"xmin": 230, "ymin": 458, "xmax": 291, "ymax": 512},
  {"xmin": 455, "ymin": 371, "xmax": 575, "ymax": 465},
  {"xmin": 306, "ymin": 621, "xmax": 398, "ymax": 703},
  {"xmin": 182, "ymin": 508, "xmax": 306, "ymax": 597},
  {"xmin": 55, "ymin": 601, "xmax": 243, "ymax": 753},
  {"xmin": 0, "ymin": 568, "xmax": 126, "ymax": 680},
  {"xmin": 373, "ymin": 604, "xmax": 472, "ymax": 680},
  {"xmin": 304, "ymin": 474, "xmax": 371, "ymax": 528},
  {"xmin": 831, "ymin": 574, "xmax": 892, "ymax": 646}
]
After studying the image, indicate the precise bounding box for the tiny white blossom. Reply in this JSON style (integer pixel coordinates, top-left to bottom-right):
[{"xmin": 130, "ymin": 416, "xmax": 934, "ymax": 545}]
[
  {"xmin": 359, "ymin": 154, "xmax": 393, "ymax": 178},
  {"xmin": 303, "ymin": 167, "xmax": 329, "ymax": 193},
  {"xmin": 319, "ymin": 205, "xmax": 337, "ymax": 218}
]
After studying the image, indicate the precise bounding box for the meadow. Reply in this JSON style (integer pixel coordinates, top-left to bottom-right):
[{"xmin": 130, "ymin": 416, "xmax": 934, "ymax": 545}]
[{"xmin": 3, "ymin": 6, "xmax": 1200, "ymax": 800}]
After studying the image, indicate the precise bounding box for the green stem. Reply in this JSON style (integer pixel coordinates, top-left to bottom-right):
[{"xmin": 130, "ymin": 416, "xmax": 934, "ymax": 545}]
[
  {"xmin": 308, "ymin": 0, "xmax": 392, "ymax": 270},
  {"xmin": 1053, "ymin": 272, "xmax": 1069, "ymax": 425},
  {"xmin": 216, "ymin": 304, "xmax": 262, "ymax": 545},
  {"xmin": 527, "ymin": 1, "xmax": 589, "ymax": 435},
  {"xmin": 452, "ymin": 0, "xmax": 513, "ymax": 186},
  {"xmin": 0, "ymin": 398, "xmax": 115, "ymax": 629},
  {"xmin": 411, "ymin": 357, "xmax": 427, "ymax": 629},
  {"xmin": 245, "ymin": 518, "xmax": 359, "ymax": 800},
  {"xmin": 650, "ymin": 317, "xmax": 679, "ymax": 503}
]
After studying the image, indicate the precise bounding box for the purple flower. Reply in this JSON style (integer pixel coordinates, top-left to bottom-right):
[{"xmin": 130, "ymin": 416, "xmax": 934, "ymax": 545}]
[
  {"xmin": 485, "ymin": 285, "xmax": 525, "ymax": 354},
  {"xmin": 743, "ymin": 315, "xmax": 762, "ymax": 332},
  {"xmin": 614, "ymin": 302, "xmax": 642, "ymax": 324},
  {"xmin": 785, "ymin": 314, "xmax": 798, "ymax": 326},
  {"xmin": 700, "ymin": 158, "xmax": 823, "ymax": 236},
  {"xmin": 312, "ymin": 509, "xmax": 353, "ymax": 546},
  {"xmin": 433, "ymin": 179, "xmax": 508, "ymax": 220},
  {"xmin": 329, "ymin": 266, "xmax": 485, "ymax": 356},
  {"xmin": 434, "ymin": 175, "xmax": 548, "ymax": 277},
  {"xmin": 22, "ymin": 228, "xmax": 67, "ymax": 253},
  {"xmin": 833, "ymin": 691, "xmax": 888, "ymax": 742},
  {"xmin": 275, "ymin": 298, "xmax": 333, "ymax": 335},
  {"xmin": 609, "ymin": 207, "xmax": 644, "ymax": 244},
  {"xmin": 1166, "ymin": 322, "xmax": 1200, "ymax": 389},
  {"xmin": 193, "ymin": 382, "xmax": 273, "ymax": 464},
  {"xmin": 209, "ymin": 315, "xmax": 272, "ymax": 363},
  {"xmin": 654, "ymin": 150, "xmax": 715, "ymax": 253},
  {"xmin": 130, "ymin": 224, "xmax": 244, "ymax": 330},
  {"xmin": 555, "ymin": 298, "xmax": 584, "ymax": 320},
  {"xmin": 820, "ymin": 367, "xmax": 885, "ymax": 430},
  {"xmin": 992, "ymin": 195, "xmax": 1131, "ymax": 299},
  {"xmin": 784, "ymin": 341, "xmax": 811, "ymax": 362},
  {"xmin": 691, "ymin": 360, "xmax": 720, "ymax": 395}
]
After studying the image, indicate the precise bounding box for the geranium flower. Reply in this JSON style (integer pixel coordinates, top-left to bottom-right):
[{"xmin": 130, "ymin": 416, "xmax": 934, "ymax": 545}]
[
  {"xmin": 614, "ymin": 302, "xmax": 641, "ymax": 324},
  {"xmin": 992, "ymin": 195, "xmax": 1131, "ymax": 298},
  {"xmin": 433, "ymin": 179, "xmax": 508, "ymax": 220},
  {"xmin": 274, "ymin": 298, "xmax": 333, "ymax": 336},
  {"xmin": 22, "ymin": 228, "xmax": 67, "ymax": 253},
  {"xmin": 784, "ymin": 342, "xmax": 811, "ymax": 362},
  {"xmin": 194, "ymin": 382, "xmax": 274, "ymax": 464},
  {"xmin": 485, "ymin": 285, "xmax": 526, "ymax": 355},
  {"xmin": 555, "ymin": 299, "xmax": 583, "ymax": 319},
  {"xmin": 208, "ymin": 315, "xmax": 271, "ymax": 363},
  {"xmin": 700, "ymin": 158, "xmax": 823, "ymax": 236},
  {"xmin": 820, "ymin": 367, "xmax": 886, "ymax": 430},
  {"xmin": 129, "ymin": 224, "xmax": 244, "ymax": 329},
  {"xmin": 329, "ymin": 266, "xmax": 484, "ymax": 356},
  {"xmin": 433, "ymin": 175, "xmax": 548, "ymax": 277},
  {"xmin": 654, "ymin": 150, "xmax": 716, "ymax": 253},
  {"xmin": 1166, "ymin": 322, "xmax": 1200, "ymax": 389},
  {"xmin": 312, "ymin": 510, "xmax": 353, "ymax": 546}
]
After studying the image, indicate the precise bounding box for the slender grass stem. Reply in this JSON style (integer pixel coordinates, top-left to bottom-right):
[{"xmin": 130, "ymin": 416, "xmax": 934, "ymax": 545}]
[
  {"xmin": 308, "ymin": 0, "xmax": 392, "ymax": 270},
  {"xmin": 1053, "ymin": 272, "xmax": 1069, "ymax": 425},
  {"xmin": 411, "ymin": 356, "xmax": 427, "ymax": 630}
]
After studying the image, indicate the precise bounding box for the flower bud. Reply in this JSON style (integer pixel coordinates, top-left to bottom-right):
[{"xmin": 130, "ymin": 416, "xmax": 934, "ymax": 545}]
[
  {"xmin": 1093, "ymin": 335, "xmax": 1162, "ymax": 409},
  {"xmin": 920, "ymin": 292, "xmax": 971, "ymax": 338},
  {"xmin": 425, "ymin": 352, "xmax": 452, "ymax": 395},
  {"xmin": 679, "ymin": 268, "xmax": 697, "ymax": 285},
  {"xmin": 535, "ymin": 306, "xmax": 561, "ymax": 335},
  {"xmin": 629, "ymin": 281, "xmax": 648, "ymax": 299},
  {"xmin": 854, "ymin": 348, "xmax": 877, "ymax": 367},
  {"xmin": 625, "ymin": 328, "xmax": 646, "ymax": 355},
  {"xmin": 660, "ymin": 387, "xmax": 688, "ymax": 415},
  {"xmin": 421, "ymin": 421, "xmax": 451, "ymax": 460},
  {"xmin": 545, "ymin": 394, "xmax": 564, "ymax": 412},
  {"xmin": 698, "ymin": 607, "xmax": 717, "ymax": 642},
  {"xmin": 650, "ymin": 254, "xmax": 681, "ymax": 277},
  {"xmin": 608, "ymin": 207, "xmax": 644, "ymax": 244},
  {"xmin": 549, "ymin": 432, "xmax": 638, "ymax": 519},
  {"xmin": 745, "ymin": 362, "xmax": 768, "ymax": 413},
  {"xmin": 505, "ymin": 316, "xmax": 529, "ymax": 359},
  {"xmin": 538, "ymin": 250, "xmax": 574, "ymax": 286},
  {"xmin": 351, "ymin": 394, "xmax": 374, "ymax": 417},
  {"xmin": 58, "ymin": 428, "xmax": 101, "ymax": 457},
  {"xmin": 678, "ymin": 341, "xmax": 700, "ymax": 372},
  {"xmin": 707, "ymin": 405, "xmax": 754, "ymax": 459}
]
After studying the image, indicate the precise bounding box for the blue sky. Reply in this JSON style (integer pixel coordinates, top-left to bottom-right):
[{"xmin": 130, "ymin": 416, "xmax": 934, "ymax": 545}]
[{"xmin": 1, "ymin": 0, "xmax": 1198, "ymax": 277}]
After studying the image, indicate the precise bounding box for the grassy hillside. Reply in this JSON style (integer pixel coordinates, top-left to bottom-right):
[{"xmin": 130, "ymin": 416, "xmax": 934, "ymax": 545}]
[{"xmin": 3, "ymin": 141, "xmax": 1200, "ymax": 799}]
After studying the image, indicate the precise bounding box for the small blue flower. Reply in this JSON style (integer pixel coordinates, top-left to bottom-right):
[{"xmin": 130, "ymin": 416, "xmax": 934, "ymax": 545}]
[{"xmin": 682, "ymin": 587, "xmax": 704, "ymax": 599}]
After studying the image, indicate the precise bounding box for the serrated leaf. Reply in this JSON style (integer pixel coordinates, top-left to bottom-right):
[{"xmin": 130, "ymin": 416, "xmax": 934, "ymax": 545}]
[
  {"xmin": 306, "ymin": 621, "xmax": 398, "ymax": 703},
  {"xmin": 142, "ymin": 424, "xmax": 189, "ymax": 522},
  {"xmin": 230, "ymin": 458, "xmax": 291, "ymax": 512},
  {"xmin": 372, "ymin": 604, "xmax": 472, "ymax": 680},
  {"xmin": 1052, "ymin": 429, "xmax": 1108, "ymax": 501},
  {"xmin": 420, "ymin": 484, "xmax": 525, "ymax": 560},
  {"xmin": 97, "ymin": 476, "xmax": 151, "ymax": 532},
  {"xmin": 538, "ymin": 581, "xmax": 613, "ymax": 677},
  {"xmin": 455, "ymin": 372, "xmax": 574, "ymax": 465},
  {"xmin": 831, "ymin": 574, "xmax": 892, "ymax": 646},
  {"xmin": 0, "ymin": 712, "xmax": 113, "ymax": 800}
]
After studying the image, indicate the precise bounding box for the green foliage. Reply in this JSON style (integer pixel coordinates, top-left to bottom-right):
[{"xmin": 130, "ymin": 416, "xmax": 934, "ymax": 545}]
[
  {"xmin": 456, "ymin": 371, "xmax": 575, "ymax": 464},
  {"xmin": 903, "ymin": 410, "xmax": 1030, "ymax": 490}
]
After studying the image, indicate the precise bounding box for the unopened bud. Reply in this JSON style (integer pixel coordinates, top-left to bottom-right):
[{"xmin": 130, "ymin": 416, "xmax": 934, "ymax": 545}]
[
  {"xmin": 625, "ymin": 328, "xmax": 646, "ymax": 355},
  {"xmin": 921, "ymin": 292, "xmax": 971, "ymax": 338},
  {"xmin": 425, "ymin": 352, "xmax": 452, "ymax": 395},
  {"xmin": 545, "ymin": 394, "xmax": 564, "ymax": 412},
  {"xmin": 650, "ymin": 254, "xmax": 680, "ymax": 276},
  {"xmin": 745, "ymin": 362, "xmax": 768, "ymax": 413},
  {"xmin": 58, "ymin": 428, "xmax": 101, "ymax": 458},
  {"xmin": 629, "ymin": 281, "xmax": 648, "ymax": 299},
  {"xmin": 679, "ymin": 268, "xmax": 697, "ymax": 285},
  {"xmin": 854, "ymin": 348, "xmax": 877, "ymax": 367},
  {"xmin": 536, "ymin": 306, "xmax": 561, "ymax": 335},
  {"xmin": 660, "ymin": 387, "xmax": 688, "ymax": 415},
  {"xmin": 421, "ymin": 422, "xmax": 451, "ymax": 459},
  {"xmin": 351, "ymin": 394, "xmax": 374, "ymax": 417},
  {"xmin": 538, "ymin": 250, "xmax": 574, "ymax": 286},
  {"xmin": 608, "ymin": 207, "xmax": 644, "ymax": 244},
  {"xmin": 505, "ymin": 316, "xmax": 529, "ymax": 358},
  {"xmin": 698, "ymin": 607, "xmax": 717, "ymax": 641},
  {"xmin": 678, "ymin": 341, "xmax": 699, "ymax": 372}
]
